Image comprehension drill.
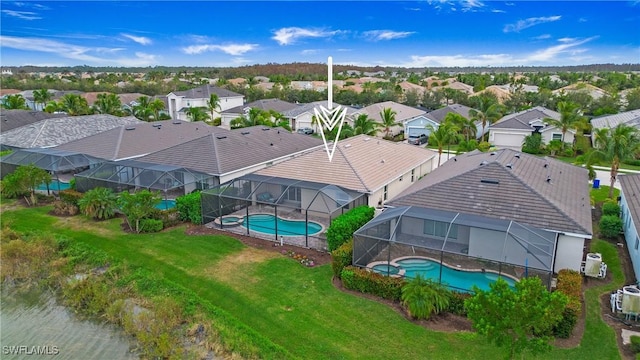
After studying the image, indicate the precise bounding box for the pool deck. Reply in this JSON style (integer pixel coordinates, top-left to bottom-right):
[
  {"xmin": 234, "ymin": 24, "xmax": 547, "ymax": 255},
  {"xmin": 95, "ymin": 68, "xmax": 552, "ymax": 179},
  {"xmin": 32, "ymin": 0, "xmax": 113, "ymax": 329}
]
[{"xmin": 205, "ymin": 206, "xmax": 330, "ymax": 251}]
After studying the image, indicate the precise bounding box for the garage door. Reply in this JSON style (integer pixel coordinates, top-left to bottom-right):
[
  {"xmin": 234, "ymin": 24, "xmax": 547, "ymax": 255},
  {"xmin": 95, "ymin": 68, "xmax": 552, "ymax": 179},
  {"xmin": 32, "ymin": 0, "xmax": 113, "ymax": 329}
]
[{"xmin": 492, "ymin": 132, "xmax": 524, "ymax": 148}]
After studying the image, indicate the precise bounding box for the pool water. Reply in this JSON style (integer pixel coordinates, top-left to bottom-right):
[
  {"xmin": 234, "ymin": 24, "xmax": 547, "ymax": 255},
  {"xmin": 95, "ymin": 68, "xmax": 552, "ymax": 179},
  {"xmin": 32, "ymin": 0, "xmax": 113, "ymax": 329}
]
[
  {"xmin": 155, "ymin": 199, "xmax": 176, "ymax": 210},
  {"xmin": 36, "ymin": 180, "xmax": 71, "ymax": 191},
  {"xmin": 243, "ymin": 214, "xmax": 322, "ymax": 236},
  {"xmin": 372, "ymin": 258, "xmax": 517, "ymax": 292},
  {"xmin": 221, "ymin": 216, "xmax": 242, "ymax": 224}
]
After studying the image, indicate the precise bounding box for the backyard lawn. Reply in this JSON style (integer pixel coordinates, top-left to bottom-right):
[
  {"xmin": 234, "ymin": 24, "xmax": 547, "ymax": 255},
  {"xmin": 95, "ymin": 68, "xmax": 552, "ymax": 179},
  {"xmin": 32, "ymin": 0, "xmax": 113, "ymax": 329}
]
[{"xmin": 1, "ymin": 206, "xmax": 624, "ymax": 360}]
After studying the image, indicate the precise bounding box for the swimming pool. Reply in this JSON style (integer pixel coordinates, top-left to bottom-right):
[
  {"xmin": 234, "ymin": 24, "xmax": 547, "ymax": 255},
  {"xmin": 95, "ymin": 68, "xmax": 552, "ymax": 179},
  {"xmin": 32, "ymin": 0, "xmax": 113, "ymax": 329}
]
[
  {"xmin": 242, "ymin": 214, "xmax": 322, "ymax": 236},
  {"xmin": 155, "ymin": 199, "xmax": 176, "ymax": 210},
  {"xmin": 371, "ymin": 257, "xmax": 517, "ymax": 292},
  {"xmin": 36, "ymin": 180, "xmax": 71, "ymax": 191}
]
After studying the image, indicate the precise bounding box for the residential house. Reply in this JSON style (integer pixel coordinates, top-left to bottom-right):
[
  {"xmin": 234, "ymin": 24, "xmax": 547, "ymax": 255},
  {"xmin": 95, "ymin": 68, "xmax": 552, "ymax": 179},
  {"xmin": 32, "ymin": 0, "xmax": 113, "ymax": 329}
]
[
  {"xmin": 553, "ymin": 82, "xmax": 608, "ymax": 100},
  {"xmin": 0, "ymin": 109, "xmax": 67, "ymax": 134},
  {"xmin": 166, "ymin": 85, "xmax": 244, "ymax": 121},
  {"xmin": 255, "ymin": 134, "xmax": 436, "ymax": 207},
  {"xmin": 220, "ymin": 98, "xmax": 299, "ymax": 129},
  {"xmin": 590, "ymin": 110, "xmax": 640, "ymax": 146},
  {"xmin": 353, "ymin": 101, "xmax": 426, "ymax": 138},
  {"xmin": 403, "ymin": 103, "xmax": 478, "ymax": 140},
  {"xmin": 385, "ymin": 148, "xmax": 592, "ymax": 274},
  {"xmin": 489, "ymin": 106, "xmax": 574, "ymax": 149},
  {"xmin": 620, "ymin": 174, "xmax": 640, "ymax": 282},
  {"xmin": 281, "ymin": 101, "xmax": 358, "ymax": 133}
]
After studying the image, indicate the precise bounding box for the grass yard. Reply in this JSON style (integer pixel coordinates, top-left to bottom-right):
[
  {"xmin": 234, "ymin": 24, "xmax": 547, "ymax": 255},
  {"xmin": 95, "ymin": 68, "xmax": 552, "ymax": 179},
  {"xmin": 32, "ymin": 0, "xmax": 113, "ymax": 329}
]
[
  {"xmin": 0, "ymin": 206, "xmax": 624, "ymax": 360},
  {"xmin": 591, "ymin": 185, "xmax": 621, "ymax": 205}
]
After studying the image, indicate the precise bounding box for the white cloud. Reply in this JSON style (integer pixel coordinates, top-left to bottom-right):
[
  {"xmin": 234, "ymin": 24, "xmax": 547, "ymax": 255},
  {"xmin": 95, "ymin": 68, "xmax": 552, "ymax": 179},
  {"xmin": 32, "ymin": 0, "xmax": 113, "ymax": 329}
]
[
  {"xmin": 491, "ymin": 9, "xmax": 506, "ymax": 13},
  {"xmin": 182, "ymin": 43, "xmax": 257, "ymax": 55},
  {"xmin": 403, "ymin": 53, "xmax": 514, "ymax": 67},
  {"xmin": 0, "ymin": 35, "xmax": 158, "ymax": 66},
  {"xmin": 362, "ymin": 30, "xmax": 415, "ymax": 41},
  {"xmin": 301, "ymin": 49, "xmax": 318, "ymax": 55},
  {"xmin": 532, "ymin": 34, "xmax": 552, "ymax": 40},
  {"xmin": 527, "ymin": 37, "xmax": 597, "ymax": 62},
  {"xmin": 503, "ymin": 15, "xmax": 561, "ymax": 33},
  {"xmin": 121, "ymin": 33, "xmax": 152, "ymax": 45},
  {"xmin": 461, "ymin": 0, "xmax": 484, "ymax": 12},
  {"xmin": 271, "ymin": 27, "xmax": 341, "ymax": 46},
  {"xmin": 2, "ymin": 10, "xmax": 41, "ymax": 20}
]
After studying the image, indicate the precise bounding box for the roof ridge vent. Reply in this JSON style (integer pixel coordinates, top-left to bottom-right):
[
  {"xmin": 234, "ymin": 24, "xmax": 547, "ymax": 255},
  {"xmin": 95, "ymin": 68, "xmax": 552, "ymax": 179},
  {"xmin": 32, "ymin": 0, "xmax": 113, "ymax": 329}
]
[
  {"xmin": 506, "ymin": 163, "xmax": 513, "ymax": 169},
  {"xmin": 172, "ymin": 121, "xmax": 181, "ymax": 124},
  {"xmin": 514, "ymin": 153, "xmax": 520, "ymax": 158},
  {"xmin": 344, "ymin": 143, "xmax": 352, "ymax": 148},
  {"xmin": 262, "ymin": 128, "xmax": 270, "ymax": 131},
  {"xmin": 490, "ymin": 151, "xmax": 496, "ymax": 156},
  {"xmin": 480, "ymin": 160, "xmax": 488, "ymax": 165},
  {"xmin": 241, "ymin": 131, "xmax": 250, "ymax": 135},
  {"xmin": 216, "ymin": 135, "xmax": 227, "ymax": 139},
  {"xmin": 152, "ymin": 123, "xmax": 162, "ymax": 127},
  {"xmin": 480, "ymin": 179, "xmax": 500, "ymax": 184},
  {"xmin": 125, "ymin": 126, "xmax": 136, "ymax": 130},
  {"xmin": 543, "ymin": 163, "xmax": 548, "ymax": 168}
]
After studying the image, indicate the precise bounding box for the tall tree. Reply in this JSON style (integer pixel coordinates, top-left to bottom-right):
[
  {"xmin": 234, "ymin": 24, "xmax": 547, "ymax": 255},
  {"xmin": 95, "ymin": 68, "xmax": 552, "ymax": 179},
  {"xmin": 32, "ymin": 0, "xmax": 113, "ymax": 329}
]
[
  {"xmin": 545, "ymin": 101, "xmax": 586, "ymax": 146},
  {"xmin": 352, "ymin": 114, "xmax": 378, "ymax": 136},
  {"xmin": 207, "ymin": 93, "xmax": 220, "ymax": 122},
  {"xmin": 376, "ymin": 107, "xmax": 400, "ymax": 139},
  {"xmin": 185, "ymin": 106, "xmax": 210, "ymax": 122},
  {"xmin": 33, "ymin": 88, "xmax": 52, "ymax": 111},
  {"xmin": 589, "ymin": 124, "xmax": 640, "ymax": 198},
  {"xmin": 1, "ymin": 94, "xmax": 30, "ymax": 110},
  {"xmin": 58, "ymin": 94, "xmax": 90, "ymax": 115},
  {"xmin": 625, "ymin": 87, "xmax": 640, "ymax": 111},
  {"xmin": 444, "ymin": 112, "xmax": 476, "ymax": 141},
  {"xmin": 149, "ymin": 98, "xmax": 166, "ymax": 121},
  {"xmin": 93, "ymin": 93, "xmax": 122, "ymax": 115},
  {"xmin": 427, "ymin": 121, "xmax": 460, "ymax": 167},
  {"xmin": 469, "ymin": 98, "xmax": 504, "ymax": 142}
]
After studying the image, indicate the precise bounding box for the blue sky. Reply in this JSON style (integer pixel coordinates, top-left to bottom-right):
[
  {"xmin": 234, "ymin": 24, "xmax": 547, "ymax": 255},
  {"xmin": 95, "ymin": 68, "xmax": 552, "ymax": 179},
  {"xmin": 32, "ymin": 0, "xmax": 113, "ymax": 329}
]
[{"xmin": 1, "ymin": 1, "xmax": 639, "ymax": 68}]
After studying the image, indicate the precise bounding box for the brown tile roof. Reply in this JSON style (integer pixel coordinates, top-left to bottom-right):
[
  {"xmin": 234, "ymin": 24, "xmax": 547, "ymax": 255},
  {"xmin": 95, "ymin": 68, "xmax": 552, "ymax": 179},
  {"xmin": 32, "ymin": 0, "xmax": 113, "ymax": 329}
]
[
  {"xmin": 390, "ymin": 148, "xmax": 592, "ymax": 235},
  {"xmin": 256, "ymin": 135, "xmax": 436, "ymax": 193},
  {"xmin": 620, "ymin": 174, "xmax": 640, "ymax": 235},
  {"xmin": 0, "ymin": 89, "xmax": 22, "ymax": 96},
  {"xmin": 138, "ymin": 126, "xmax": 324, "ymax": 175},
  {"xmin": 56, "ymin": 120, "xmax": 217, "ymax": 160}
]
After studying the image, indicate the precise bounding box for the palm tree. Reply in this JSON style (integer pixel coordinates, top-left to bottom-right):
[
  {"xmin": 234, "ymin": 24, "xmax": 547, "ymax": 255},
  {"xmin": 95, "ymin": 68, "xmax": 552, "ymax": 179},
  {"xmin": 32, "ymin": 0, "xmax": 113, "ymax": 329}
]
[
  {"xmin": 469, "ymin": 98, "xmax": 504, "ymax": 142},
  {"xmin": 377, "ymin": 107, "xmax": 401, "ymax": 139},
  {"xmin": 1, "ymin": 94, "xmax": 29, "ymax": 110},
  {"xmin": 149, "ymin": 98, "xmax": 166, "ymax": 121},
  {"xmin": 93, "ymin": 93, "xmax": 122, "ymax": 115},
  {"xmin": 78, "ymin": 187, "xmax": 118, "ymax": 220},
  {"xmin": 207, "ymin": 93, "xmax": 220, "ymax": 122},
  {"xmin": 353, "ymin": 114, "xmax": 378, "ymax": 136},
  {"xmin": 401, "ymin": 274, "xmax": 450, "ymax": 320},
  {"xmin": 185, "ymin": 106, "xmax": 210, "ymax": 122},
  {"xmin": 444, "ymin": 112, "xmax": 476, "ymax": 142},
  {"xmin": 59, "ymin": 94, "xmax": 89, "ymax": 115},
  {"xmin": 589, "ymin": 124, "xmax": 640, "ymax": 198},
  {"xmin": 545, "ymin": 101, "xmax": 585, "ymax": 146},
  {"xmin": 33, "ymin": 88, "xmax": 52, "ymax": 111},
  {"xmin": 427, "ymin": 122, "xmax": 460, "ymax": 167}
]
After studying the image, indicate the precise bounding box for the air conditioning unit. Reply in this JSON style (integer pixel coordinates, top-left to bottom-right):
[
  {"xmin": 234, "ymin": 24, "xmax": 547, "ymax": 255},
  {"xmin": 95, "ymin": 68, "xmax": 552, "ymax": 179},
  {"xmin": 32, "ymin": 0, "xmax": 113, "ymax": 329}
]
[
  {"xmin": 622, "ymin": 286, "xmax": 640, "ymax": 314},
  {"xmin": 584, "ymin": 253, "xmax": 602, "ymax": 278}
]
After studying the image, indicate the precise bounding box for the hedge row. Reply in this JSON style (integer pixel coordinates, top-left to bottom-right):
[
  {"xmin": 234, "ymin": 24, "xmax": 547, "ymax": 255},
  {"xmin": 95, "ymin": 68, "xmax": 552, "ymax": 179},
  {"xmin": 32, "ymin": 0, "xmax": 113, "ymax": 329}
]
[
  {"xmin": 326, "ymin": 206, "xmax": 374, "ymax": 251},
  {"xmin": 331, "ymin": 239, "xmax": 353, "ymax": 278},
  {"xmin": 340, "ymin": 266, "xmax": 405, "ymax": 301},
  {"xmin": 553, "ymin": 269, "xmax": 583, "ymax": 338},
  {"xmin": 176, "ymin": 192, "xmax": 202, "ymax": 225}
]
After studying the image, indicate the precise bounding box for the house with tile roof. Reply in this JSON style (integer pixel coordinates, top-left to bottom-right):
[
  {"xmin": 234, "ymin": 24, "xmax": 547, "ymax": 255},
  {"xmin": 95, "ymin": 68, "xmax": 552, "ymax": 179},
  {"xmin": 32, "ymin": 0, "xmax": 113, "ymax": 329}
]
[
  {"xmin": 1, "ymin": 114, "xmax": 142, "ymax": 149},
  {"xmin": 166, "ymin": 85, "xmax": 244, "ymax": 121},
  {"xmin": 220, "ymin": 98, "xmax": 300, "ymax": 129},
  {"xmin": 590, "ymin": 109, "xmax": 640, "ymax": 146},
  {"xmin": 353, "ymin": 101, "xmax": 426, "ymax": 138},
  {"xmin": 0, "ymin": 109, "xmax": 67, "ymax": 134},
  {"xmin": 281, "ymin": 101, "xmax": 358, "ymax": 134},
  {"xmin": 620, "ymin": 174, "xmax": 640, "ymax": 282},
  {"xmin": 256, "ymin": 134, "xmax": 436, "ymax": 207},
  {"xmin": 387, "ymin": 148, "xmax": 592, "ymax": 273},
  {"xmin": 489, "ymin": 106, "xmax": 573, "ymax": 149}
]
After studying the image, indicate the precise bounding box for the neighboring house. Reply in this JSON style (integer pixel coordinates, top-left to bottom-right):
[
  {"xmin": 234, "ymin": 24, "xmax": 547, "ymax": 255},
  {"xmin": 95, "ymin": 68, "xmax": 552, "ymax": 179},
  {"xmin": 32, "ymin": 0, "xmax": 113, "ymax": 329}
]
[
  {"xmin": 0, "ymin": 109, "xmax": 67, "ymax": 134},
  {"xmin": 220, "ymin": 98, "xmax": 299, "ymax": 129},
  {"xmin": 590, "ymin": 109, "xmax": 640, "ymax": 147},
  {"xmin": 256, "ymin": 134, "xmax": 436, "ymax": 207},
  {"xmin": 353, "ymin": 101, "xmax": 426, "ymax": 137},
  {"xmin": 0, "ymin": 114, "xmax": 142, "ymax": 149},
  {"xmin": 553, "ymin": 82, "xmax": 608, "ymax": 100},
  {"xmin": 489, "ymin": 106, "xmax": 574, "ymax": 149},
  {"xmin": 387, "ymin": 148, "xmax": 592, "ymax": 273},
  {"xmin": 166, "ymin": 85, "xmax": 244, "ymax": 121},
  {"xmin": 281, "ymin": 101, "xmax": 358, "ymax": 133},
  {"xmin": 404, "ymin": 103, "xmax": 479, "ymax": 139},
  {"xmin": 620, "ymin": 174, "xmax": 640, "ymax": 282}
]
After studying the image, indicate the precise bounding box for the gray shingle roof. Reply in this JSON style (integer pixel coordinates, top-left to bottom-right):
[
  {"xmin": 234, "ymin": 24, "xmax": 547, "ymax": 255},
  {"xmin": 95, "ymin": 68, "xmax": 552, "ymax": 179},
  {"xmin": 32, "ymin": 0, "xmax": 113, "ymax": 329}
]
[
  {"xmin": 491, "ymin": 106, "xmax": 560, "ymax": 130},
  {"xmin": 282, "ymin": 101, "xmax": 358, "ymax": 118},
  {"xmin": 137, "ymin": 126, "xmax": 323, "ymax": 175},
  {"xmin": 170, "ymin": 85, "xmax": 242, "ymax": 99},
  {"xmin": 591, "ymin": 109, "xmax": 640, "ymax": 130},
  {"xmin": 223, "ymin": 98, "xmax": 299, "ymax": 115},
  {"xmin": 56, "ymin": 120, "xmax": 220, "ymax": 160},
  {"xmin": 1, "ymin": 114, "xmax": 142, "ymax": 149},
  {"xmin": 0, "ymin": 110, "xmax": 67, "ymax": 133},
  {"xmin": 425, "ymin": 104, "xmax": 474, "ymax": 124},
  {"xmin": 620, "ymin": 174, "xmax": 640, "ymax": 236},
  {"xmin": 390, "ymin": 148, "xmax": 592, "ymax": 235}
]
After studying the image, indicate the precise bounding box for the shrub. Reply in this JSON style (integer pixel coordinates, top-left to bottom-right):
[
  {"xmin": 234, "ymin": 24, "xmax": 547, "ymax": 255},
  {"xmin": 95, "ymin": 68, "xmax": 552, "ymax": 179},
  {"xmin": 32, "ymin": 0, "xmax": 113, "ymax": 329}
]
[
  {"xmin": 599, "ymin": 215, "xmax": 623, "ymax": 239},
  {"xmin": 52, "ymin": 200, "xmax": 79, "ymax": 216},
  {"xmin": 140, "ymin": 218, "xmax": 164, "ymax": 233},
  {"xmin": 59, "ymin": 189, "xmax": 83, "ymax": 206},
  {"xmin": 631, "ymin": 335, "xmax": 640, "ymax": 353},
  {"xmin": 522, "ymin": 133, "xmax": 544, "ymax": 155},
  {"xmin": 448, "ymin": 291, "xmax": 471, "ymax": 316},
  {"xmin": 477, "ymin": 141, "xmax": 491, "ymax": 152},
  {"xmin": 331, "ymin": 239, "xmax": 353, "ymax": 278},
  {"xmin": 341, "ymin": 266, "xmax": 405, "ymax": 301},
  {"xmin": 69, "ymin": 177, "xmax": 76, "ymax": 190},
  {"xmin": 602, "ymin": 201, "xmax": 621, "ymax": 217},
  {"xmin": 326, "ymin": 206, "xmax": 374, "ymax": 251},
  {"xmin": 176, "ymin": 192, "xmax": 202, "ymax": 225},
  {"xmin": 624, "ymin": 159, "xmax": 640, "ymax": 167},
  {"xmin": 553, "ymin": 269, "xmax": 582, "ymax": 338},
  {"xmin": 401, "ymin": 274, "xmax": 450, "ymax": 320},
  {"xmin": 78, "ymin": 187, "xmax": 118, "ymax": 220}
]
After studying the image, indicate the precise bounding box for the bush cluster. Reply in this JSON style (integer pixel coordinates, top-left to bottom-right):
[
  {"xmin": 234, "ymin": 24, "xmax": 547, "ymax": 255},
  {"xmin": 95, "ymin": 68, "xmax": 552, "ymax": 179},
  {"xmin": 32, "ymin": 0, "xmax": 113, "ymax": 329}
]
[
  {"xmin": 59, "ymin": 189, "xmax": 83, "ymax": 206},
  {"xmin": 602, "ymin": 201, "xmax": 621, "ymax": 217},
  {"xmin": 553, "ymin": 269, "xmax": 583, "ymax": 338},
  {"xmin": 148, "ymin": 208, "xmax": 180, "ymax": 229},
  {"xmin": 140, "ymin": 218, "xmax": 164, "ymax": 233},
  {"xmin": 448, "ymin": 291, "xmax": 472, "ymax": 316},
  {"xmin": 340, "ymin": 266, "xmax": 405, "ymax": 301},
  {"xmin": 176, "ymin": 192, "xmax": 202, "ymax": 225},
  {"xmin": 331, "ymin": 239, "xmax": 353, "ymax": 278},
  {"xmin": 630, "ymin": 335, "xmax": 640, "ymax": 353},
  {"xmin": 326, "ymin": 206, "xmax": 374, "ymax": 251},
  {"xmin": 599, "ymin": 215, "xmax": 623, "ymax": 239}
]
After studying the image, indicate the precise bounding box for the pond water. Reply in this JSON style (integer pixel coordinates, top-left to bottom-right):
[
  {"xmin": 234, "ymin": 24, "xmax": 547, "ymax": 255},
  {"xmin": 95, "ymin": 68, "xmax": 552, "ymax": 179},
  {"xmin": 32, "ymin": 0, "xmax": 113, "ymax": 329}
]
[{"xmin": 1, "ymin": 288, "xmax": 138, "ymax": 360}]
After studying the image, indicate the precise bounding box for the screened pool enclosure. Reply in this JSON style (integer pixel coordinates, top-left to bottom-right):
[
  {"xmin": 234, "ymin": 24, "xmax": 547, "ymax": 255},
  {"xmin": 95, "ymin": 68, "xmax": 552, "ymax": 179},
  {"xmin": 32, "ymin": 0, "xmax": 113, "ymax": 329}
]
[
  {"xmin": 0, "ymin": 148, "xmax": 104, "ymax": 178},
  {"xmin": 201, "ymin": 174, "xmax": 367, "ymax": 250},
  {"xmin": 353, "ymin": 206, "xmax": 557, "ymax": 292}
]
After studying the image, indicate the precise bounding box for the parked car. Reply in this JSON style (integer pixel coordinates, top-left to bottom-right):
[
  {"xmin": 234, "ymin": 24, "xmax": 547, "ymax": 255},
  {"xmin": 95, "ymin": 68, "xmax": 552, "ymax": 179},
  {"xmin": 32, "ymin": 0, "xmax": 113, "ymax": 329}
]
[
  {"xmin": 297, "ymin": 127, "xmax": 314, "ymax": 135},
  {"xmin": 408, "ymin": 134, "xmax": 428, "ymax": 145}
]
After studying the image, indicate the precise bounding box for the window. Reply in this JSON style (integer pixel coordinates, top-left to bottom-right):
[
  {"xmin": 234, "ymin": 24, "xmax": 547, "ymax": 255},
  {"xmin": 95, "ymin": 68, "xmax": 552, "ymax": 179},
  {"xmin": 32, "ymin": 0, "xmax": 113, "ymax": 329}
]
[
  {"xmin": 281, "ymin": 185, "xmax": 301, "ymax": 202},
  {"xmin": 411, "ymin": 169, "xmax": 415, "ymax": 182},
  {"xmin": 552, "ymin": 133, "xmax": 562, "ymax": 141},
  {"xmin": 635, "ymin": 237, "xmax": 639, "ymax": 250},
  {"xmin": 423, "ymin": 220, "xmax": 457, "ymax": 239},
  {"xmin": 383, "ymin": 185, "xmax": 388, "ymax": 201}
]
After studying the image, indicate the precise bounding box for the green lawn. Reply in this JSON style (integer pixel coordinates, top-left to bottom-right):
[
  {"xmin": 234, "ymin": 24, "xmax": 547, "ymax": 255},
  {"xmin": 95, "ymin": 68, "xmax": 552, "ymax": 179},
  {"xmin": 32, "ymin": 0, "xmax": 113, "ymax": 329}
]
[
  {"xmin": 1, "ymin": 207, "xmax": 623, "ymax": 360},
  {"xmin": 591, "ymin": 185, "xmax": 621, "ymax": 205}
]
